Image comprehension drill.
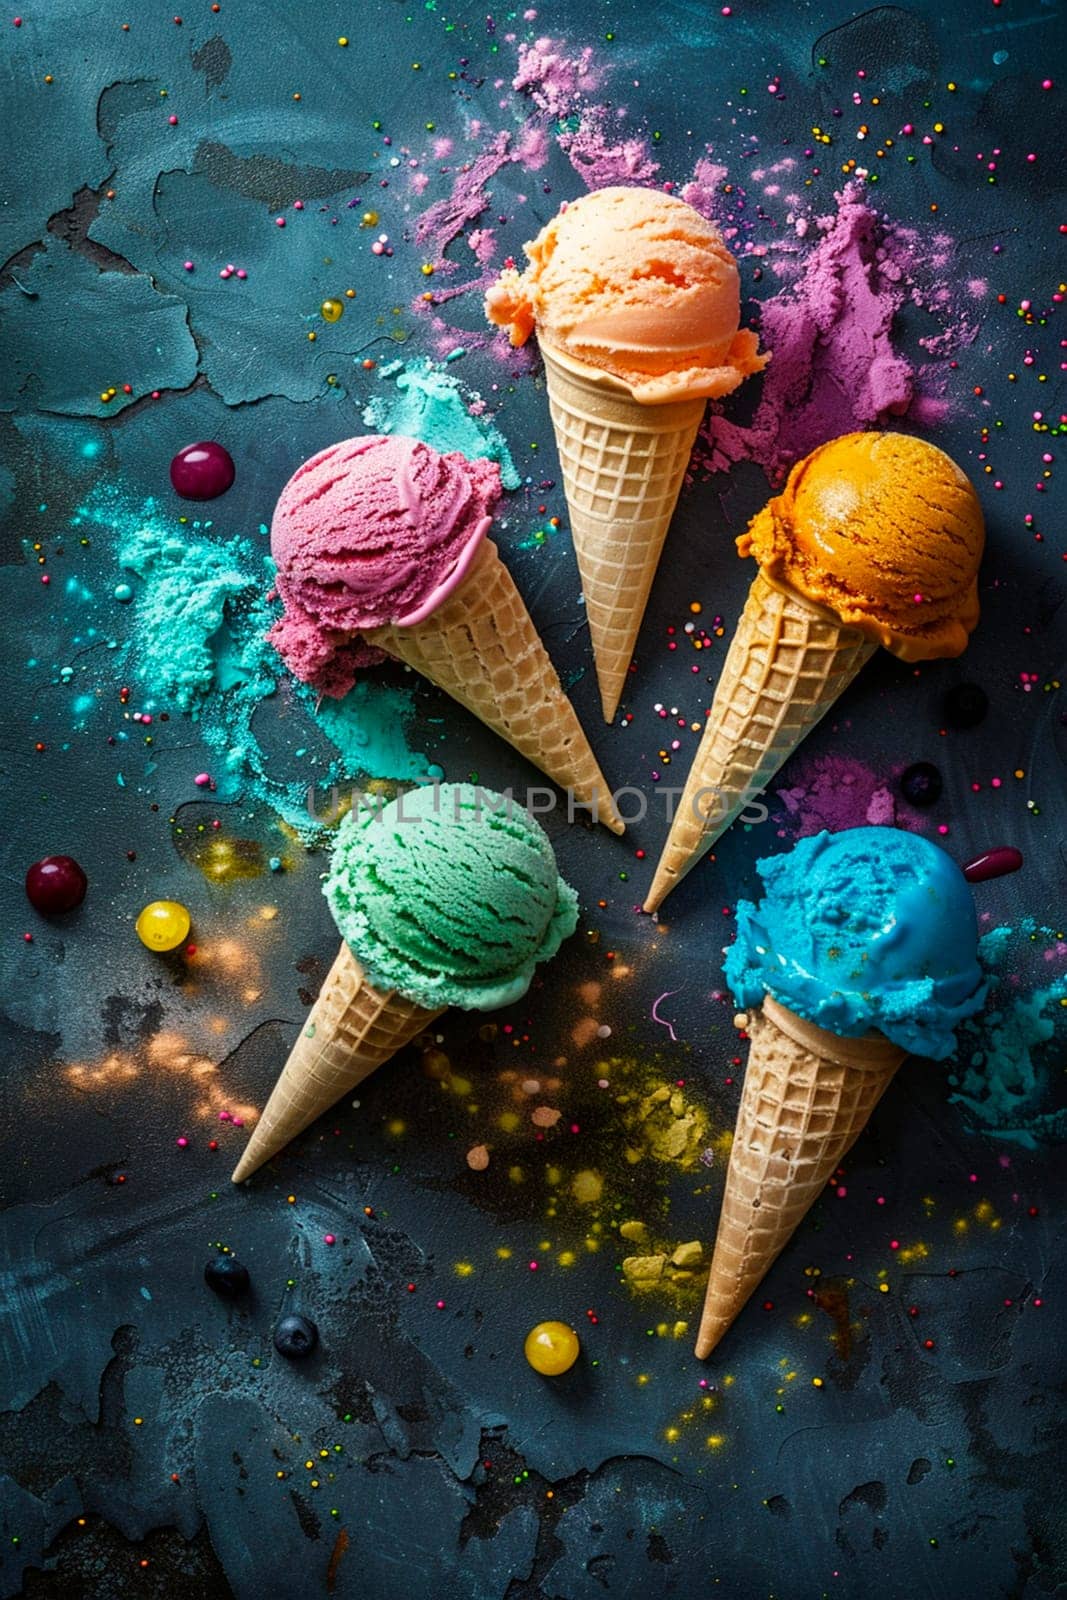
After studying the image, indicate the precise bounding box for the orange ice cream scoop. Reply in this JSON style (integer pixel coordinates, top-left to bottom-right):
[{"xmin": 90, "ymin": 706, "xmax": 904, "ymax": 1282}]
[
  {"xmin": 738, "ymin": 431, "xmax": 984, "ymax": 661},
  {"xmin": 485, "ymin": 186, "xmax": 767, "ymax": 403}
]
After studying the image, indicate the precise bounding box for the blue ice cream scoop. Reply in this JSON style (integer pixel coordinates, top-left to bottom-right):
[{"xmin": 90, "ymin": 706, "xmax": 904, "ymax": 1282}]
[{"xmin": 724, "ymin": 827, "xmax": 986, "ymax": 1059}]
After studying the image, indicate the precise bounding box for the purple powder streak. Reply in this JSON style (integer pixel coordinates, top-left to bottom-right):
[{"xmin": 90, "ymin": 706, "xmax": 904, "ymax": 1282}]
[
  {"xmin": 651, "ymin": 988, "xmax": 683, "ymax": 1042},
  {"xmin": 414, "ymin": 130, "xmax": 516, "ymax": 256},
  {"xmin": 772, "ymin": 752, "xmax": 898, "ymax": 839},
  {"xmin": 559, "ymin": 107, "xmax": 661, "ymax": 188},
  {"xmin": 698, "ymin": 187, "xmax": 917, "ymax": 484},
  {"xmin": 512, "ymin": 36, "xmax": 600, "ymax": 116},
  {"xmin": 411, "ymin": 35, "xmax": 660, "ymax": 272}
]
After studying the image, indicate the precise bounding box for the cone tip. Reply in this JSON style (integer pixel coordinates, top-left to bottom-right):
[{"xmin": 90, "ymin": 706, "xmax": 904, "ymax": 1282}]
[
  {"xmin": 642, "ymin": 875, "xmax": 671, "ymax": 915},
  {"xmin": 595, "ymin": 660, "xmax": 628, "ymax": 726},
  {"xmin": 694, "ymin": 1319, "xmax": 728, "ymax": 1360},
  {"xmin": 231, "ymin": 1151, "xmax": 257, "ymax": 1184}
]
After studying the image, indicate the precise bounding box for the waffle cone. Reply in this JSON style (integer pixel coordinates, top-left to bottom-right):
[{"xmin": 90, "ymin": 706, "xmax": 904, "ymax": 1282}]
[
  {"xmin": 232, "ymin": 943, "xmax": 443, "ymax": 1182},
  {"xmin": 644, "ymin": 571, "xmax": 877, "ymax": 912},
  {"xmin": 367, "ymin": 538, "xmax": 622, "ymax": 834},
  {"xmin": 695, "ymin": 996, "xmax": 905, "ymax": 1358},
  {"xmin": 541, "ymin": 343, "xmax": 706, "ymax": 724}
]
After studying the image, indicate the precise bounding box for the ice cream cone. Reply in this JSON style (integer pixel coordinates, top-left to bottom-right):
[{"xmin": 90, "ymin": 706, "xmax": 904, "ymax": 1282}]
[
  {"xmin": 643, "ymin": 572, "xmax": 876, "ymax": 913},
  {"xmin": 232, "ymin": 943, "xmax": 444, "ymax": 1183},
  {"xmin": 541, "ymin": 341, "xmax": 707, "ymax": 724},
  {"xmin": 695, "ymin": 995, "xmax": 905, "ymax": 1358},
  {"xmin": 367, "ymin": 537, "xmax": 623, "ymax": 834}
]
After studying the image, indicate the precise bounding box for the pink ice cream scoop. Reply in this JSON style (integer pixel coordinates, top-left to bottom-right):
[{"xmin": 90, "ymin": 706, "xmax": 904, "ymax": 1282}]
[{"xmin": 269, "ymin": 434, "xmax": 502, "ymax": 698}]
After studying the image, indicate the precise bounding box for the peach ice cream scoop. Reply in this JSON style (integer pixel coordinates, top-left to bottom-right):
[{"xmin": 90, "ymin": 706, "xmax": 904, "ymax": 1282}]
[
  {"xmin": 485, "ymin": 186, "xmax": 767, "ymax": 402},
  {"xmin": 740, "ymin": 431, "xmax": 984, "ymax": 661}
]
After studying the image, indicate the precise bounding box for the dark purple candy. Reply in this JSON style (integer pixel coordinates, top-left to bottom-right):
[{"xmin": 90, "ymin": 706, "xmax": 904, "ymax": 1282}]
[
  {"xmin": 26, "ymin": 855, "xmax": 88, "ymax": 914},
  {"xmin": 170, "ymin": 441, "xmax": 235, "ymax": 500}
]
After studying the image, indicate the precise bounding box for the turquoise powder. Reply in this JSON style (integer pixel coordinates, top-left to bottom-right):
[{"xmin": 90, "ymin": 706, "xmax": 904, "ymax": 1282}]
[
  {"xmin": 948, "ymin": 920, "xmax": 1067, "ymax": 1147},
  {"xmin": 117, "ymin": 517, "xmax": 431, "ymax": 837},
  {"xmin": 362, "ymin": 359, "xmax": 521, "ymax": 488}
]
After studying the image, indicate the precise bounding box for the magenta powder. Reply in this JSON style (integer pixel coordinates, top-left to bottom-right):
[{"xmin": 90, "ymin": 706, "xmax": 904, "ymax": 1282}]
[
  {"xmin": 414, "ymin": 130, "xmax": 515, "ymax": 257},
  {"xmin": 513, "ymin": 37, "xmax": 599, "ymax": 117},
  {"xmin": 698, "ymin": 187, "xmax": 917, "ymax": 483},
  {"xmin": 772, "ymin": 752, "xmax": 901, "ymax": 839}
]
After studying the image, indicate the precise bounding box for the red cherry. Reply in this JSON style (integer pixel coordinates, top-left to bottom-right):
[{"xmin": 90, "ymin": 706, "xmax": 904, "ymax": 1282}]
[
  {"xmin": 26, "ymin": 855, "xmax": 88, "ymax": 914},
  {"xmin": 169, "ymin": 441, "xmax": 235, "ymax": 500}
]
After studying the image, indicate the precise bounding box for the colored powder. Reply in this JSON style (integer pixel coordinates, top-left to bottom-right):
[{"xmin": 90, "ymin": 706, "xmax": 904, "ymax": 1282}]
[
  {"xmin": 512, "ymin": 36, "xmax": 599, "ymax": 117},
  {"xmin": 116, "ymin": 515, "xmax": 430, "ymax": 837},
  {"xmin": 413, "ymin": 129, "xmax": 515, "ymax": 258},
  {"xmin": 362, "ymin": 360, "xmax": 521, "ymax": 488},
  {"xmin": 620, "ymin": 1078, "xmax": 710, "ymax": 1169},
  {"xmin": 948, "ymin": 920, "xmax": 1067, "ymax": 1147},
  {"xmin": 313, "ymin": 684, "xmax": 427, "ymax": 781},
  {"xmin": 700, "ymin": 187, "xmax": 916, "ymax": 484},
  {"xmin": 772, "ymin": 753, "xmax": 899, "ymax": 838},
  {"xmin": 512, "ymin": 36, "xmax": 659, "ymax": 187},
  {"xmin": 119, "ymin": 525, "xmax": 264, "ymax": 713},
  {"xmin": 619, "ymin": 1220, "xmax": 706, "ymax": 1300},
  {"xmin": 559, "ymin": 106, "xmax": 661, "ymax": 189},
  {"xmin": 679, "ymin": 158, "xmax": 730, "ymax": 220}
]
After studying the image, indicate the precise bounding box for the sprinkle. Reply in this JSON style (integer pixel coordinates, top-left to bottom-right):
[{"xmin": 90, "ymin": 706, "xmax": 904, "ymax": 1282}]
[{"xmin": 651, "ymin": 989, "xmax": 683, "ymax": 1041}]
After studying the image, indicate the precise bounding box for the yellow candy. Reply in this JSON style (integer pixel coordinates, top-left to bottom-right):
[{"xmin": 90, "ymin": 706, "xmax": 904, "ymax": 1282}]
[
  {"xmin": 136, "ymin": 900, "xmax": 191, "ymax": 952},
  {"xmin": 320, "ymin": 298, "xmax": 344, "ymax": 323},
  {"xmin": 524, "ymin": 1321, "xmax": 580, "ymax": 1376}
]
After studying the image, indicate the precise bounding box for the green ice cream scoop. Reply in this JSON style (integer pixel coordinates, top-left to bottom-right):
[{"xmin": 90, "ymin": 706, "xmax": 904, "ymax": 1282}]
[{"xmin": 324, "ymin": 783, "xmax": 579, "ymax": 1010}]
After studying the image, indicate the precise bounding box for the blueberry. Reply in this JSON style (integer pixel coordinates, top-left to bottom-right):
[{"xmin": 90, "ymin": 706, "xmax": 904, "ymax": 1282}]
[
  {"xmin": 274, "ymin": 1314, "xmax": 318, "ymax": 1358},
  {"xmin": 942, "ymin": 683, "xmax": 988, "ymax": 729},
  {"xmin": 899, "ymin": 762, "xmax": 943, "ymax": 808},
  {"xmin": 204, "ymin": 1255, "xmax": 250, "ymax": 1298}
]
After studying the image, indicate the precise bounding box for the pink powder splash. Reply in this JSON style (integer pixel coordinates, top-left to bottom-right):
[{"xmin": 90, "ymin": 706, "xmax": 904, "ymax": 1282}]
[
  {"xmin": 771, "ymin": 751, "xmax": 900, "ymax": 839},
  {"xmin": 413, "ymin": 130, "xmax": 515, "ymax": 257},
  {"xmin": 467, "ymin": 228, "xmax": 497, "ymax": 266},
  {"xmin": 698, "ymin": 188, "xmax": 917, "ymax": 484},
  {"xmin": 559, "ymin": 106, "xmax": 660, "ymax": 188},
  {"xmin": 513, "ymin": 36, "xmax": 599, "ymax": 116},
  {"xmin": 771, "ymin": 748, "xmax": 950, "ymax": 841},
  {"xmin": 679, "ymin": 158, "xmax": 729, "ymax": 221}
]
